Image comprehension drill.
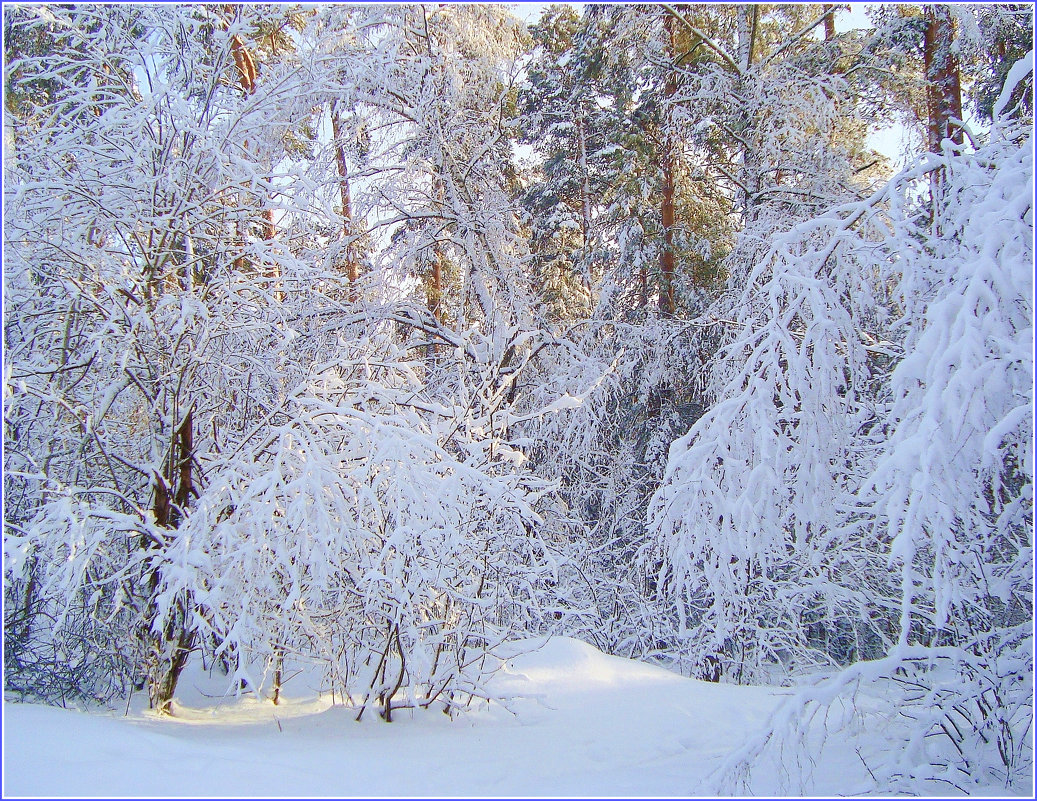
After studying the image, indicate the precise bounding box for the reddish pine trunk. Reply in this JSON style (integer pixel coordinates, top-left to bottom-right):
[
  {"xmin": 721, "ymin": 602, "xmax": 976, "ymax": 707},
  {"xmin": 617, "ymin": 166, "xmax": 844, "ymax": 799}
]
[
  {"xmin": 923, "ymin": 5, "xmax": 964, "ymax": 233},
  {"xmin": 427, "ymin": 176, "xmax": 448, "ymax": 348},
  {"xmin": 659, "ymin": 11, "xmax": 677, "ymax": 318},
  {"xmin": 823, "ymin": 4, "xmax": 836, "ymax": 42},
  {"xmin": 230, "ymin": 18, "xmax": 256, "ymax": 274},
  {"xmin": 262, "ymin": 207, "xmax": 283, "ymax": 301},
  {"xmin": 429, "ymin": 255, "xmax": 444, "ymax": 322},
  {"xmin": 226, "ymin": 14, "xmax": 281, "ymax": 292},
  {"xmin": 923, "ymin": 5, "xmax": 964, "ymax": 152}
]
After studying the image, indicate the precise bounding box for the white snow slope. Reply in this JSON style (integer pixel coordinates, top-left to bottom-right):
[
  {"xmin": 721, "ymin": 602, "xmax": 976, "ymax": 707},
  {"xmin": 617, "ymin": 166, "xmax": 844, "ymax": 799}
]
[{"xmin": 1, "ymin": 637, "xmax": 1026, "ymax": 797}]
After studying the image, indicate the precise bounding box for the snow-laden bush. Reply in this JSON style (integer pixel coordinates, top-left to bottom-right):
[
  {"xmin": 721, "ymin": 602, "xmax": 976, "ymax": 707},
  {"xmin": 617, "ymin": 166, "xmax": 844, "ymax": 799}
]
[
  {"xmin": 2, "ymin": 2, "xmax": 549, "ymax": 713},
  {"xmin": 856, "ymin": 66, "xmax": 1033, "ymax": 791},
  {"xmin": 1, "ymin": 2, "xmax": 323, "ymax": 709},
  {"xmin": 153, "ymin": 335, "xmax": 554, "ymax": 720}
]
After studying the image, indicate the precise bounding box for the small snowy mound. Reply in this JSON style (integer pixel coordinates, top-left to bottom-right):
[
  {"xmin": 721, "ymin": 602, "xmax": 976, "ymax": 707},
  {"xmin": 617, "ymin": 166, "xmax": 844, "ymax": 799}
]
[{"xmin": 498, "ymin": 635, "xmax": 688, "ymax": 694}]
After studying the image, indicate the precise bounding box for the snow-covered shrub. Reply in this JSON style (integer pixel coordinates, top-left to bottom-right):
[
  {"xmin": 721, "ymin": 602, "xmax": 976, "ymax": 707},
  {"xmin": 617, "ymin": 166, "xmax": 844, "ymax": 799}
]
[
  {"xmin": 155, "ymin": 335, "xmax": 554, "ymax": 720},
  {"xmin": 858, "ymin": 67, "xmax": 1034, "ymax": 791}
]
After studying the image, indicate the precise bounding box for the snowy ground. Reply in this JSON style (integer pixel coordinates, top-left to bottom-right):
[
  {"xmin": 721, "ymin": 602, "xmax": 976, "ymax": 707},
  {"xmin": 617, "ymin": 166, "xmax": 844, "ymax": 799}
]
[{"xmin": 1, "ymin": 637, "xmax": 1024, "ymax": 797}]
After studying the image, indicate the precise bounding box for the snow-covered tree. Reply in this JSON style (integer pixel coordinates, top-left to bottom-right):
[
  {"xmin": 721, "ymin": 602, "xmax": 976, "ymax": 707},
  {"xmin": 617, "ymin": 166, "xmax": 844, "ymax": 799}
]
[
  {"xmin": 303, "ymin": 4, "xmax": 532, "ymax": 343},
  {"xmin": 4, "ymin": 2, "xmax": 590, "ymax": 716},
  {"xmin": 3, "ymin": 3, "xmax": 333, "ymax": 710},
  {"xmin": 673, "ymin": 49, "xmax": 1033, "ymax": 793},
  {"xmin": 645, "ymin": 160, "xmax": 900, "ymax": 683},
  {"xmin": 519, "ymin": 4, "xmax": 621, "ymax": 322}
]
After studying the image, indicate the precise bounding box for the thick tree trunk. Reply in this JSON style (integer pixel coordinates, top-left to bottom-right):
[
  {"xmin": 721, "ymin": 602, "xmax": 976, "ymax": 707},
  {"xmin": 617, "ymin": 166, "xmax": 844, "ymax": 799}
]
[
  {"xmin": 147, "ymin": 591, "xmax": 196, "ymax": 715},
  {"xmin": 923, "ymin": 4, "xmax": 964, "ymax": 233},
  {"xmin": 923, "ymin": 5, "xmax": 964, "ymax": 152},
  {"xmin": 229, "ymin": 33, "xmax": 256, "ymax": 95},
  {"xmin": 172, "ymin": 406, "xmax": 194, "ymax": 513}
]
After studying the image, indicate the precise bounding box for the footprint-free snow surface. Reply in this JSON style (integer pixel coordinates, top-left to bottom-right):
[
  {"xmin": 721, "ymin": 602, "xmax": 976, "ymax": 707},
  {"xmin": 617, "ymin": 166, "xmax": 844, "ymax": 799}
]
[{"xmin": 0, "ymin": 636, "xmax": 1011, "ymax": 797}]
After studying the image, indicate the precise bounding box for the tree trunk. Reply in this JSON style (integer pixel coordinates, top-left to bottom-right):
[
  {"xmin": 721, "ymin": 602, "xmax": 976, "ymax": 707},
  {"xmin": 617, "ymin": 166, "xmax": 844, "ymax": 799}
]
[
  {"xmin": 429, "ymin": 253, "xmax": 444, "ymax": 322},
  {"xmin": 261, "ymin": 205, "xmax": 283, "ymax": 301},
  {"xmin": 659, "ymin": 11, "xmax": 677, "ymax": 317},
  {"xmin": 226, "ymin": 13, "xmax": 281, "ymax": 294},
  {"xmin": 923, "ymin": 5, "xmax": 964, "ymax": 153},
  {"xmin": 823, "ymin": 4, "xmax": 837, "ymax": 42},
  {"xmin": 228, "ymin": 11, "xmax": 257, "ymax": 276},
  {"xmin": 737, "ymin": 4, "xmax": 760, "ymax": 71},
  {"xmin": 331, "ymin": 102, "xmax": 359, "ymax": 297},
  {"xmin": 145, "ymin": 406, "xmax": 197, "ymax": 714},
  {"xmin": 172, "ymin": 406, "xmax": 194, "ymax": 513},
  {"xmin": 577, "ymin": 112, "xmax": 593, "ymax": 288},
  {"xmin": 923, "ymin": 4, "xmax": 964, "ymax": 233},
  {"xmin": 272, "ymin": 645, "xmax": 284, "ymax": 705},
  {"xmin": 426, "ymin": 175, "xmax": 448, "ymax": 359},
  {"xmin": 736, "ymin": 5, "xmax": 762, "ymax": 228},
  {"xmin": 229, "ymin": 32, "xmax": 256, "ymax": 95},
  {"xmin": 147, "ymin": 591, "xmax": 196, "ymax": 714}
]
